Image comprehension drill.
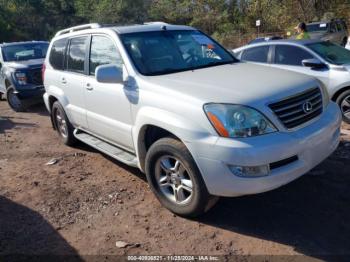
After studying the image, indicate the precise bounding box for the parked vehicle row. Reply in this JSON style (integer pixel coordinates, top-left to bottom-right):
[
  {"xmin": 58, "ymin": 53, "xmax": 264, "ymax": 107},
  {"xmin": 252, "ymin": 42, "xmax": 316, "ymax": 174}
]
[
  {"xmin": 40, "ymin": 23, "xmax": 341, "ymax": 217},
  {"xmin": 233, "ymin": 39, "xmax": 350, "ymax": 123},
  {"xmin": 0, "ymin": 41, "xmax": 48, "ymax": 111}
]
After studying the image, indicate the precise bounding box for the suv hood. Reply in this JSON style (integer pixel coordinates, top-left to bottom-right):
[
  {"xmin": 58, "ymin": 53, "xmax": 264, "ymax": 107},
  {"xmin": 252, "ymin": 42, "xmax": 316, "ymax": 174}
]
[
  {"xmin": 144, "ymin": 62, "xmax": 319, "ymax": 107},
  {"xmin": 4, "ymin": 58, "xmax": 44, "ymax": 70}
]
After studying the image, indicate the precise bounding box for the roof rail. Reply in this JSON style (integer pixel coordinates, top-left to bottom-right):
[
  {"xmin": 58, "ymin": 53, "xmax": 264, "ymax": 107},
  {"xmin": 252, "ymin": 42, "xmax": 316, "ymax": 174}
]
[
  {"xmin": 55, "ymin": 23, "xmax": 102, "ymax": 37},
  {"xmin": 143, "ymin": 21, "xmax": 168, "ymax": 25}
]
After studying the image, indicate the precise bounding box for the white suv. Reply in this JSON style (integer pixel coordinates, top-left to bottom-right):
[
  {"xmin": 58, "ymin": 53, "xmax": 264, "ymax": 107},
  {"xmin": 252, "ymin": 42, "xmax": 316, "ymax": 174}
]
[{"xmin": 43, "ymin": 23, "xmax": 341, "ymax": 217}]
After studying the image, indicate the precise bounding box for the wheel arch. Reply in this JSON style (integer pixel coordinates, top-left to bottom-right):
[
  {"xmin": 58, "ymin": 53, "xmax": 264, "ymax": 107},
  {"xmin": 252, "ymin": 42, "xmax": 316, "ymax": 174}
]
[
  {"xmin": 133, "ymin": 107, "xmax": 211, "ymax": 172},
  {"xmin": 331, "ymin": 86, "xmax": 350, "ymax": 102},
  {"xmin": 137, "ymin": 124, "xmax": 182, "ymax": 172}
]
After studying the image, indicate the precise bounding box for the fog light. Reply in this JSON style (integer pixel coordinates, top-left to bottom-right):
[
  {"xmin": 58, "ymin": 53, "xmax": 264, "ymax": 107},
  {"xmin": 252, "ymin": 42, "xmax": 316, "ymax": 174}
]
[{"xmin": 229, "ymin": 165, "xmax": 270, "ymax": 177}]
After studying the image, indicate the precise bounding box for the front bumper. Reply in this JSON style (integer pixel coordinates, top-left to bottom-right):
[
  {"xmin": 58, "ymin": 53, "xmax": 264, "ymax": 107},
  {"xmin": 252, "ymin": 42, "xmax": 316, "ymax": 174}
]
[
  {"xmin": 15, "ymin": 85, "xmax": 45, "ymax": 105},
  {"xmin": 186, "ymin": 102, "xmax": 342, "ymax": 197}
]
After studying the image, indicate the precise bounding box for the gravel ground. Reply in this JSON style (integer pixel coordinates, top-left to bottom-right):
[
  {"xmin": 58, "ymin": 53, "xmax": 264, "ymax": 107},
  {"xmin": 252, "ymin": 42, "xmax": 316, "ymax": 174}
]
[{"xmin": 0, "ymin": 101, "xmax": 350, "ymax": 261}]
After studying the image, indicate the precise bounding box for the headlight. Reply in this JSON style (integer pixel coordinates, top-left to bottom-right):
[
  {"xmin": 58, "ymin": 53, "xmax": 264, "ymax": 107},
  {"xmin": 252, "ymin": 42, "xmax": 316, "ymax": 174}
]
[
  {"xmin": 14, "ymin": 72, "xmax": 27, "ymax": 85},
  {"xmin": 204, "ymin": 104, "xmax": 277, "ymax": 138}
]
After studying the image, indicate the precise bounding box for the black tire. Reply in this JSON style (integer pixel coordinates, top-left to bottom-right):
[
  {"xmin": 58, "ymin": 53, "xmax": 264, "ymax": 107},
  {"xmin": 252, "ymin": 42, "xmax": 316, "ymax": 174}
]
[
  {"xmin": 51, "ymin": 101, "xmax": 77, "ymax": 146},
  {"xmin": 0, "ymin": 93, "xmax": 4, "ymax": 101},
  {"xmin": 336, "ymin": 89, "xmax": 350, "ymax": 124},
  {"xmin": 145, "ymin": 137, "xmax": 218, "ymax": 217},
  {"xmin": 6, "ymin": 86, "xmax": 26, "ymax": 112}
]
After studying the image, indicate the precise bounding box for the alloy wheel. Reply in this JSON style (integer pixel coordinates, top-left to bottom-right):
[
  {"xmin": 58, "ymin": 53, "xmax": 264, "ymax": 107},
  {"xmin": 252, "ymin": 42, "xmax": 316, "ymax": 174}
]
[
  {"xmin": 155, "ymin": 155, "xmax": 193, "ymax": 205},
  {"xmin": 54, "ymin": 108, "xmax": 68, "ymax": 138},
  {"xmin": 341, "ymin": 95, "xmax": 350, "ymax": 121}
]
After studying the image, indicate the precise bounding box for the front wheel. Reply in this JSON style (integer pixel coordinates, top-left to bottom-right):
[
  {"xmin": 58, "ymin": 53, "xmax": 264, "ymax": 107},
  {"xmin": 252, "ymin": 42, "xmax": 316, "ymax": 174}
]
[
  {"xmin": 336, "ymin": 90, "xmax": 350, "ymax": 124},
  {"xmin": 145, "ymin": 137, "xmax": 218, "ymax": 217},
  {"xmin": 6, "ymin": 86, "xmax": 25, "ymax": 112}
]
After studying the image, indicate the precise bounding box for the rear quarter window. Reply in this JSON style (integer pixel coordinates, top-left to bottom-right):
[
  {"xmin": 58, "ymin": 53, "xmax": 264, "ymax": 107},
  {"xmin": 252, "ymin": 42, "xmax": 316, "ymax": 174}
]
[{"xmin": 49, "ymin": 38, "xmax": 68, "ymax": 70}]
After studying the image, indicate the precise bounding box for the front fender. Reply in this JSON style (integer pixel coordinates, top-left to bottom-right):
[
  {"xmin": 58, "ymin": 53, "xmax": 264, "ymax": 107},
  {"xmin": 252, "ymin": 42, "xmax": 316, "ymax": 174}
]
[{"xmin": 132, "ymin": 106, "xmax": 217, "ymax": 171}]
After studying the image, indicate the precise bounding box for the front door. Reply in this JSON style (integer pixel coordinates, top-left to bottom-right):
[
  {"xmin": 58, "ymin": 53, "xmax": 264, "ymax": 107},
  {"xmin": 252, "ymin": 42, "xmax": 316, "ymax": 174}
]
[
  {"xmin": 270, "ymin": 45, "xmax": 330, "ymax": 87},
  {"xmin": 84, "ymin": 34, "xmax": 134, "ymax": 151}
]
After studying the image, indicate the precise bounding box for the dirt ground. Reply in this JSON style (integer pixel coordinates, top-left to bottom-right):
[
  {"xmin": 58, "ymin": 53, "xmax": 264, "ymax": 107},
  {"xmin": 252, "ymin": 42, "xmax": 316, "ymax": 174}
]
[{"xmin": 1, "ymin": 100, "xmax": 350, "ymax": 261}]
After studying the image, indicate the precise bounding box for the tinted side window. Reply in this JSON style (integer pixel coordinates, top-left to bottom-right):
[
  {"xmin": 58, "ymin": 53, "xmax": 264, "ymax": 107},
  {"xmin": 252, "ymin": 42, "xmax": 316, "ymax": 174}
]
[
  {"xmin": 49, "ymin": 38, "xmax": 67, "ymax": 70},
  {"xmin": 275, "ymin": 45, "xmax": 313, "ymax": 66},
  {"xmin": 342, "ymin": 21, "xmax": 348, "ymax": 30},
  {"xmin": 241, "ymin": 46, "xmax": 269, "ymax": 63},
  {"xmin": 67, "ymin": 36, "xmax": 88, "ymax": 73},
  {"xmin": 89, "ymin": 35, "xmax": 122, "ymax": 75},
  {"xmin": 336, "ymin": 22, "xmax": 343, "ymax": 31}
]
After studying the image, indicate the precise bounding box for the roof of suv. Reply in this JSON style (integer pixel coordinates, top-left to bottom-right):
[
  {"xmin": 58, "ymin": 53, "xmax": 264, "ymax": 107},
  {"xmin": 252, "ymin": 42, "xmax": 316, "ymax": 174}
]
[
  {"xmin": 0, "ymin": 41, "xmax": 48, "ymax": 47},
  {"xmin": 307, "ymin": 19, "xmax": 346, "ymax": 25},
  {"xmin": 53, "ymin": 22, "xmax": 195, "ymax": 38},
  {"xmin": 112, "ymin": 23, "xmax": 195, "ymax": 34}
]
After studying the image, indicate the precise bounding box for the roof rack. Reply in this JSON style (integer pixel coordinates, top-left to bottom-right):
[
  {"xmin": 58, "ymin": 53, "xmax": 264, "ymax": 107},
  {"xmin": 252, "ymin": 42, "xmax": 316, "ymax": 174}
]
[
  {"xmin": 143, "ymin": 21, "xmax": 168, "ymax": 25},
  {"xmin": 55, "ymin": 23, "xmax": 102, "ymax": 37}
]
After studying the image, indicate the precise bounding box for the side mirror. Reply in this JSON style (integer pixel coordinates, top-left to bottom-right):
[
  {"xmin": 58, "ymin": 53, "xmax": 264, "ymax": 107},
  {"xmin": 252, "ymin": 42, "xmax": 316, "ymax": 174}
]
[
  {"xmin": 95, "ymin": 64, "xmax": 123, "ymax": 84},
  {"xmin": 302, "ymin": 58, "xmax": 327, "ymax": 69}
]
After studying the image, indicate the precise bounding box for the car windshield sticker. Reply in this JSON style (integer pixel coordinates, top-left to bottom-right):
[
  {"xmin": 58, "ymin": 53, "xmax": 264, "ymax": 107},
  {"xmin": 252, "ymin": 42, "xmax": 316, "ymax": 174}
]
[{"xmin": 320, "ymin": 23, "xmax": 327, "ymax": 28}]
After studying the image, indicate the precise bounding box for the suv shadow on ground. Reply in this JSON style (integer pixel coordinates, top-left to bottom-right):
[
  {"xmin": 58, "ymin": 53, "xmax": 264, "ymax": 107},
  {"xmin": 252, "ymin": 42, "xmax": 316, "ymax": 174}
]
[
  {"xmin": 197, "ymin": 141, "xmax": 350, "ymax": 259},
  {"xmin": 0, "ymin": 117, "xmax": 37, "ymax": 134},
  {"xmin": 0, "ymin": 196, "xmax": 82, "ymax": 259}
]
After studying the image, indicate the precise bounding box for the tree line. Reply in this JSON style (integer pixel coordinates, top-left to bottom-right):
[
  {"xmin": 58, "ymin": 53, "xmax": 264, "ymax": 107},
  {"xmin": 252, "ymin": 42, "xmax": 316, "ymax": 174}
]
[{"xmin": 0, "ymin": 0, "xmax": 349, "ymax": 47}]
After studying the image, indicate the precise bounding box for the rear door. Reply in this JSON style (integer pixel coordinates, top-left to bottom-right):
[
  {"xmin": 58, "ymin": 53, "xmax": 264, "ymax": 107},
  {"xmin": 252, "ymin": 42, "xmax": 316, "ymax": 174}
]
[
  {"xmin": 84, "ymin": 34, "xmax": 134, "ymax": 151},
  {"xmin": 240, "ymin": 45, "xmax": 271, "ymax": 66},
  {"xmin": 58, "ymin": 36, "xmax": 89, "ymax": 129},
  {"xmin": 270, "ymin": 44, "xmax": 330, "ymax": 86}
]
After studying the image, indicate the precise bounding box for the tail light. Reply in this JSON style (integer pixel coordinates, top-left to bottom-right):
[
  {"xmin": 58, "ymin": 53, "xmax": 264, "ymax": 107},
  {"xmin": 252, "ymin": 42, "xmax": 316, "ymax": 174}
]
[{"xmin": 41, "ymin": 63, "xmax": 46, "ymax": 83}]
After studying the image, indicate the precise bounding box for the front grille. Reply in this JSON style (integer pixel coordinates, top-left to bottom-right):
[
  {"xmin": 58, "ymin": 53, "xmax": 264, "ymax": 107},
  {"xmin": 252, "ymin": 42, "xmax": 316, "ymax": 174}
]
[
  {"xmin": 28, "ymin": 68, "xmax": 43, "ymax": 85},
  {"xmin": 269, "ymin": 88, "xmax": 323, "ymax": 129}
]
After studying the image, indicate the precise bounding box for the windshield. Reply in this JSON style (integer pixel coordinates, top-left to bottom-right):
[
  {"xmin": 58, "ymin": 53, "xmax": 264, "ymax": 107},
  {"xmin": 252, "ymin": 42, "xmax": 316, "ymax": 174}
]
[
  {"xmin": 2, "ymin": 43, "xmax": 48, "ymax": 62},
  {"xmin": 306, "ymin": 23, "xmax": 328, "ymax": 32},
  {"xmin": 307, "ymin": 41, "xmax": 350, "ymax": 65},
  {"xmin": 120, "ymin": 30, "xmax": 237, "ymax": 76}
]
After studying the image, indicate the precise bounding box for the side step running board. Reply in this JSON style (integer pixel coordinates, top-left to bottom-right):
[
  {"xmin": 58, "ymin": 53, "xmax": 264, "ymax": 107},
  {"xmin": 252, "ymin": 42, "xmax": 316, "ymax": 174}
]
[{"xmin": 74, "ymin": 129, "xmax": 138, "ymax": 167}]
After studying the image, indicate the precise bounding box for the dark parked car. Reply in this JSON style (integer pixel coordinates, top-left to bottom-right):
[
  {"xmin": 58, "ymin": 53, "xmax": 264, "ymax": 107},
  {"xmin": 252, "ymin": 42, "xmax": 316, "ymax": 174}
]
[
  {"xmin": 0, "ymin": 41, "xmax": 49, "ymax": 111},
  {"xmin": 305, "ymin": 19, "xmax": 348, "ymax": 46}
]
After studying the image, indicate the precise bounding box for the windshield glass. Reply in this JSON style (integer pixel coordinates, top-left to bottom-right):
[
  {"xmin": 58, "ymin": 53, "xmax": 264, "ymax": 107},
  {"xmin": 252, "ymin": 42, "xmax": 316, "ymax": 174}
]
[
  {"xmin": 2, "ymin": 43, "xmax": 48, "ymax": 62},
  {"xmin": 120, "ymin": 30, "xmax": 237, "ymax": 76},
  {"xmin": 306, "ymin": 23, "xmax": 328, "ymax": 32},
  {"xmin": 307, "ymin": 41, "xmax": 350, "ymax": 65}
]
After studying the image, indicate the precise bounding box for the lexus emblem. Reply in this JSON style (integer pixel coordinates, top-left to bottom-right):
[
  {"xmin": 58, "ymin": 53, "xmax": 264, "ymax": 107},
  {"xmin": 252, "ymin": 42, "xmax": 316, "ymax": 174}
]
[{"xmin": 302, "ymin": 101, "xmax": 313, "ymax": 113}]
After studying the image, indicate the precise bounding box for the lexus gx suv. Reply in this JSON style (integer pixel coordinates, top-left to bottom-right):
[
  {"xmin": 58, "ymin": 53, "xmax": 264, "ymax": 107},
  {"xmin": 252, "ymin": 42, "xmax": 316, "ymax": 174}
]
[{"xmin": 43, "ymin": 23, "xmax": 342, "ymax": 217}]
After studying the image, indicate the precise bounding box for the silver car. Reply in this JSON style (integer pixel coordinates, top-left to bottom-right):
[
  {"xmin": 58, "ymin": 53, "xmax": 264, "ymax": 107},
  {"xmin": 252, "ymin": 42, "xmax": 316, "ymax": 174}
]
[
  {"xmin": 234, "ymin": 40, "xmax": 350, "ymax": 123},
  {"xmin": 43, "ymin": 23, "xmax": 341, "ymax": 217}
]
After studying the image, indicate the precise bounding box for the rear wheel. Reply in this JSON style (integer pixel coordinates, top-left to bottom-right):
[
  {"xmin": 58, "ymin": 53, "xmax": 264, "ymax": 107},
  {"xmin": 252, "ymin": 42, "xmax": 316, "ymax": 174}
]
[
  {"xmin": 145, "ymin": 137, "xmax": 218, "ymax": 217},
  {"xmin": 6, "ymin": 86, "xmax": 25, "ymax": 112},
  {"xmin": 51, "ymin": 101, "xmax": 77, "ymax": 146},
  {"xmin": 336, "ymin": 90, "xmax": 350, "ymax": 124}
]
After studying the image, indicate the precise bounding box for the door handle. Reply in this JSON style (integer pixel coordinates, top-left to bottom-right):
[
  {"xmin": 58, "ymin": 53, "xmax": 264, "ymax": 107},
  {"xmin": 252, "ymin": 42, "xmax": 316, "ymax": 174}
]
[
  {"xmin": 61, "ymin": 78, "xmax": 67, "ymax": 84},
  {"xmin": 86, "ymin": 83, "xmax": 93, "ymax": 91}
]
